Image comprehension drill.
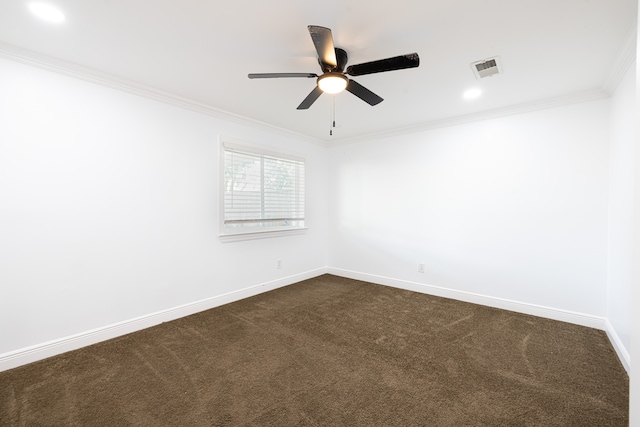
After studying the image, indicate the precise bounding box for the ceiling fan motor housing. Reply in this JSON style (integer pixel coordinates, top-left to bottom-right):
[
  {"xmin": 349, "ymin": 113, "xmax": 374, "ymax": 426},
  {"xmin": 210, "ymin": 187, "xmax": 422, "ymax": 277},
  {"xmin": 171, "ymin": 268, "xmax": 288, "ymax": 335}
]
[
  {"xmin": 320, "ymin": 47, "xmax": 349, "ymax": 72},
  {"xmin": 335, "ymin": 48, "xmax": 348, "ymax": 71}
]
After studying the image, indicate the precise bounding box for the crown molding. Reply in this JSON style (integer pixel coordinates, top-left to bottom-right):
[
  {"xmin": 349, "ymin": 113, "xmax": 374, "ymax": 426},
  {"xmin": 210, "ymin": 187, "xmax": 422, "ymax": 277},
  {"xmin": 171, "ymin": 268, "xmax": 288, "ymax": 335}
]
[
  {"xmin": 0, "ymin": 41, "xmax": 325, "ymax": 147},
  {"xmin": 602, "ymin": 24, "xmax": 637, "ymax": 95},
  {"xmin": 0, "ymin": 38, "xmax": 626, "ymax": 149},
  {"xmin": 328, "ymin": 88, "xmax": 610, "ymax": 146}
]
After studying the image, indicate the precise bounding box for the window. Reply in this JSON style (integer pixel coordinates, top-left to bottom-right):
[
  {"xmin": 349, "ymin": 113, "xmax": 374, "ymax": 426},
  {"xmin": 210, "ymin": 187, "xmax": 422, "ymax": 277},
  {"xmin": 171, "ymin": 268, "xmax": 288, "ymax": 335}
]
[{"xmin": 220, "ymin": 139, "xmax": 306, "ymax": 241}]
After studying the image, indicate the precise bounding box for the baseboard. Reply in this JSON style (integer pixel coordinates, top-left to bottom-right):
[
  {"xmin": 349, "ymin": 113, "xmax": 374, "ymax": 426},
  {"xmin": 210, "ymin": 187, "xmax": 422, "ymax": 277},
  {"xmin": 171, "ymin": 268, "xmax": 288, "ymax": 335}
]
[
  {"xmin": 0, "ymin": 267, "xmax": 328, "ymax": 373},
  {"xmin": 603, "ymin": 319, "xmax": 631, "ymax": 373},
  {"xmin": 328, "ymin": 268, "xmax": 609, "ymax": 330},
  {"xmin": 3, "ymin": 267, "xmax": 629, "ymax": 375},
  {"xmin": 336, "ymin": 269, "xmax": 632, "ymax": 373},
  {"xmin": 328, "ymin": 268, "xmax": 636, "ymax": 372}
]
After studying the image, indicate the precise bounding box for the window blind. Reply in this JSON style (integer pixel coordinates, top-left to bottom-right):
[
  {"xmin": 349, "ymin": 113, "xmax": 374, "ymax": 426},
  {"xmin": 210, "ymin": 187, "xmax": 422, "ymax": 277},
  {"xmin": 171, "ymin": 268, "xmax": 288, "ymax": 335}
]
[{"xmin": 223, "ymin": 144, "xmax": 305, "ymax": 233}]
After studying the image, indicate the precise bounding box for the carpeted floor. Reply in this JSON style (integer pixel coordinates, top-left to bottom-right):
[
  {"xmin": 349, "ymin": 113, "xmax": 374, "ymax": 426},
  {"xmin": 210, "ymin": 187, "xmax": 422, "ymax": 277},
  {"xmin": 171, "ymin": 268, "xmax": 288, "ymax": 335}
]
[{"xmin": 0, "ymin": 274, "xmax": 629, "ymax": 426}]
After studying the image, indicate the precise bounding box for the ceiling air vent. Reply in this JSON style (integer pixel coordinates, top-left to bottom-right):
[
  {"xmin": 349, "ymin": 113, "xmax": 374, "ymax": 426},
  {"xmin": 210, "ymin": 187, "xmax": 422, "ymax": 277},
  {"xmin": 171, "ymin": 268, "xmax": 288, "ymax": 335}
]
[{"xmin": 471, "ymin": 57, "xmax": 502, "ymax": 79}]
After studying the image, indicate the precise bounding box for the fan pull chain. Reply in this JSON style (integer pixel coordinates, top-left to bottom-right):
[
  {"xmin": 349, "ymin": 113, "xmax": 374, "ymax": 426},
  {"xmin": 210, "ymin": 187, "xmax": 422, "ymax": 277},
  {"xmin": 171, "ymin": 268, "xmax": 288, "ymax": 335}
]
[
  {"xmin": 329, "ymin": 95, "xmax": 335, "ymax": 136},
  {"xmin": 329, "ymin": 95, "xmax": 336, "ymax": 136},
  {"xmin": 333, "ymin": 95, "xmax": 336, "ymax": 129}
]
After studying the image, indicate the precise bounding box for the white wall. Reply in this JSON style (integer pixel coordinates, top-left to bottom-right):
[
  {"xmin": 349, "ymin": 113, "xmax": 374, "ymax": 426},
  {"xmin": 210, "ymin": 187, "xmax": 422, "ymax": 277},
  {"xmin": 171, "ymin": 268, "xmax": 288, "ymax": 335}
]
[
  {"xmin": 0, "ymin": 57, "xmax": 328, "ymax": 359},
  {"xmin": 606, "ymin": 62, "xmax": 636, "ymax": 362},
  {"xmin": 1, "ymin": 47, "xmax": 635, "ymax": 393},
  {"xmin": 328, "ymin": 100, "xmax": 611, "ymax": 318}
]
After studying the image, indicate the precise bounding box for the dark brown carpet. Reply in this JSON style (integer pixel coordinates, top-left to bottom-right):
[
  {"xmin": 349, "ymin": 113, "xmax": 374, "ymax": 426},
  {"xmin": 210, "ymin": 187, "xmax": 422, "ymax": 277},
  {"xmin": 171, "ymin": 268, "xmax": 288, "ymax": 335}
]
[{"xmin": 0, "ymin": 274, "xmax": 629, "ymax": 426}]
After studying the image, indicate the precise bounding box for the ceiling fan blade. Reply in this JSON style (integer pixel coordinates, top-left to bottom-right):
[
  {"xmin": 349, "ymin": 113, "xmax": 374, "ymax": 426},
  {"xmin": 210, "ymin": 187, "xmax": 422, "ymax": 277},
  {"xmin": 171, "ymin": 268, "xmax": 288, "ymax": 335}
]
[
  {"xmin": 308, "ymin": 25, "xmax": 337, "ymax": 68},
  {"xmin": 297, "ymin": 86, "xmax": 323, "ymax": 110},
  {"xmin": 248, "ymin": 73, "xmax": 317, "ymax": 79},
  {"xmin": 346, "ymin": 53, "xmax": 420, "ymax": 76},
  {"xmin": 346, "ymin": 80, "xmax": 383, "ymax": 106}
]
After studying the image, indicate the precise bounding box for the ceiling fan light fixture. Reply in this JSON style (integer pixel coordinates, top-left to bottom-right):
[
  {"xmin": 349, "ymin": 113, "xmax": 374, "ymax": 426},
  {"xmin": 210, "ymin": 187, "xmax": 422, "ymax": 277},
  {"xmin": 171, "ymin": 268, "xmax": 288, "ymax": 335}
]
[{"xmin": 318, "ymin": 73, "xmax": 348, "ymax": 94}]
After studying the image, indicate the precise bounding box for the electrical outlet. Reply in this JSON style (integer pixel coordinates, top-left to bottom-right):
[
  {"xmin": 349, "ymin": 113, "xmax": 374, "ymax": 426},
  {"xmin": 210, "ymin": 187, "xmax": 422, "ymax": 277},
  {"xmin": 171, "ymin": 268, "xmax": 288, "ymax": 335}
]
[
  {"xmin": 277, "ymin": 259, "xmax": 282, "ymax": 269},
  {"xmin": 418, "ymin": 263, "xmax": 425, "ymax": 273}
]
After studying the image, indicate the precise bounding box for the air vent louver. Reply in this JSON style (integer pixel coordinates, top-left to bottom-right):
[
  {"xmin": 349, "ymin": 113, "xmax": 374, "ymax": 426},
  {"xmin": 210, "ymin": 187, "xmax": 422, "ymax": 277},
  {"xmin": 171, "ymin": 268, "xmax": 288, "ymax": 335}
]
[{"xmin": 471, "ymin": 57, "xmax": 502, "ymax": 79}]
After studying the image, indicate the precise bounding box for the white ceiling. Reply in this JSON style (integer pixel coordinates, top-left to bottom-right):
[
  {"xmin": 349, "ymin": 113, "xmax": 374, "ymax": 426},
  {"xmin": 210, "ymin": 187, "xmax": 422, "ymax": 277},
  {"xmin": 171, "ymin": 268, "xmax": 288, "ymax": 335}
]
[{"xmin": 0, "ymin": 0, "xmax": 636, "ymax": 142}]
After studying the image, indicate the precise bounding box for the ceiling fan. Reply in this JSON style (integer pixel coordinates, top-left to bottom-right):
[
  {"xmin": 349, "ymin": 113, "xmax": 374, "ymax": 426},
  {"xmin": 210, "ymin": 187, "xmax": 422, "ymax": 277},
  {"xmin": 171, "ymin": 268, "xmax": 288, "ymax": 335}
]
[{"xmin": 248, "ymin": 25, "xmax": 420, "ymax": 110}]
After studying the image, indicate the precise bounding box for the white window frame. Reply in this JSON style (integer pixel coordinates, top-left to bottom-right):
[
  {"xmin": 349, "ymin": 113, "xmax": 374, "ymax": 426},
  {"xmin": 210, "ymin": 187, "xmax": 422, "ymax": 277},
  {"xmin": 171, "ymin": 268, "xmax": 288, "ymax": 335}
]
[{"xmin": 219, "ymin": 137, "xmax": 307, "ymax": 242}]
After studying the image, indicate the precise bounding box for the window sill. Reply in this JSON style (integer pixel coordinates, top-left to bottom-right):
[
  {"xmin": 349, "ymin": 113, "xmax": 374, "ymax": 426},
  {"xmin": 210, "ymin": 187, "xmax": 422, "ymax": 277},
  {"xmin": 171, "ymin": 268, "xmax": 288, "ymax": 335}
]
[{"xmin": 219, "ymin": 227, "xmax": 308, "ymax": 243}]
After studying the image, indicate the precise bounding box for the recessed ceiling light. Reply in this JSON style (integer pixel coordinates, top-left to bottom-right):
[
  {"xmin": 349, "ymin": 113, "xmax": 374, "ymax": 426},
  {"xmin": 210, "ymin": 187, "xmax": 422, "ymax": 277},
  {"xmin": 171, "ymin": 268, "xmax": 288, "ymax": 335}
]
[
  {"xmin": 29, "ymin": 2, "xmax": 65, "ymax": 23},
  {"xmin": 463, "ymin": 88, "xmax": 482, "ymax": 100}
]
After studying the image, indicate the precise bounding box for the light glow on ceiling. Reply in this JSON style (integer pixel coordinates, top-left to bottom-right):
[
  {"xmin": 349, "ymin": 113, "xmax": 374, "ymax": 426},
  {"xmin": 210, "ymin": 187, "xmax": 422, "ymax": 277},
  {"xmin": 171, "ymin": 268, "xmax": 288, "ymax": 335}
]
[
  {"xmin": 29, "ymin": 2, "xmax": 65, "ymax": 23},
  {"xmin": 463, "ymin": 88, "xmax": 482, "ymax": 100},
  {"xmin": 318, "ymin": 73, "xmax": 348, "ymax": 94}
]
